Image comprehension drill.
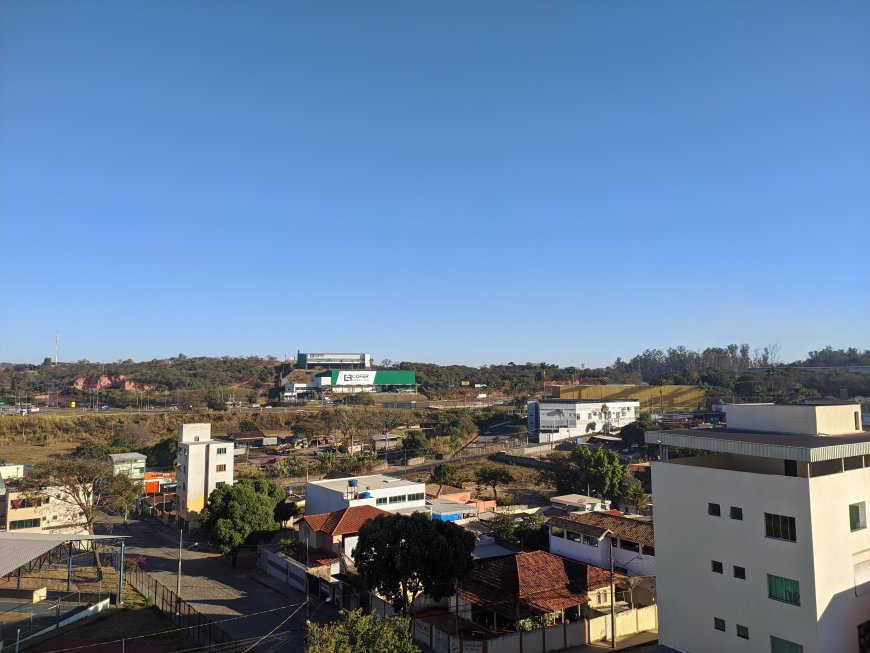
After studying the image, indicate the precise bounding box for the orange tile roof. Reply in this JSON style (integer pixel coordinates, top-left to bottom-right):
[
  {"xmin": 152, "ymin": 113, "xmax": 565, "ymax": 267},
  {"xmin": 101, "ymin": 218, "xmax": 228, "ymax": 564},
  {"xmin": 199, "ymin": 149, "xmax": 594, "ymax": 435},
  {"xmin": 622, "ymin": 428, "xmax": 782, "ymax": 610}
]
[
  {"xmin": 548, "ymin": 512, "xmax": 654, "ymax": 548},
  {"xmin": 302, "ymin": 505, "xmax": 391, "ymax": 536},
  {"xmin": 458, "ymin": 551, "xmax": 620, "ymax": 620}
]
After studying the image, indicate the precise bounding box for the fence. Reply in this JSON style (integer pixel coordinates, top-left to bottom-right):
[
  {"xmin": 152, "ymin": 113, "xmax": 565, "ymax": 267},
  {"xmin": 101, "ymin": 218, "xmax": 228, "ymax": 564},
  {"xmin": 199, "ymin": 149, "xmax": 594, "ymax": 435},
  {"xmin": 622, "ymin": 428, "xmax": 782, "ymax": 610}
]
[
  {"xmin": 125, "ymin": 566, "xmax": 235, "ymax": 650},
  {"xmin": 0, "ymin": 591, "xmax": 112, "ymax": 646},
  {"xmin": 413, "ymin": 605, "xmax": 657, "ymax": 653}
]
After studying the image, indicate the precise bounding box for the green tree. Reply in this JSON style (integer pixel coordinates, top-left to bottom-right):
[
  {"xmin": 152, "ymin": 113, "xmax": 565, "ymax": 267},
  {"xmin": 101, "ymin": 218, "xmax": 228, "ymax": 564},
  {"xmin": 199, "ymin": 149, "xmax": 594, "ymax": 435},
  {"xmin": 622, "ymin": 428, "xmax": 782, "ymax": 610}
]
[
  {"xmin": 305, "ymin": 609, "xmax": 419, "ymax": 653},
  {"xmin": 429, "ymin": 463, "xmax": 455, "ymax": 485},
  {"xmin": 74, "ymin": 439, "xmax": 110, "ymax": 459},
  {"xmin": 474, "ymin": 465, "xmax": 514, "ymax": 503},
  {"xmin": 555, "ymin": 446, "xmax": 625, "ymax": 501},
  {"xmin": 201, "ymin": 482, "xmax": 280, "ymax": 565},
  {"xmin": 618, "ymin": 474, "xmax": 648, "ymax": 513},
  {"xmin": 354, "ymin": 513, "xmax": 474, "ymax": 615},
  {"xmin": 206, "ymin": 390, "xmax": 228, "ymax": 411},
  {"xmin": 105, "ymin": 473, "xmax": 144, "ymax": 525},
  {"xmin": 620, "ymin": 412, "xmax": 656, "ymax": 447},
  {"xmin": 488, "ymin": 513, "xmax": 518, "ymax": 541},
  {"xmin": 274, "ymin": 499, "xmax": 299, "ymax": 527},
  {"xmin": 402, "ymin": 431, "xmax": 431, "ymax": 458}
]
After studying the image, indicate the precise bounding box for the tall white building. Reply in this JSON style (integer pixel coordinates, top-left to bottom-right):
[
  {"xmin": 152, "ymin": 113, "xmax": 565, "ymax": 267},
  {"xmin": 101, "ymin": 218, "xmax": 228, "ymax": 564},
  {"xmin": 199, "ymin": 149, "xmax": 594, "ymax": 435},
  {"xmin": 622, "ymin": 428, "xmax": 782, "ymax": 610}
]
[
  {"xmin": 304, "ymin": 474, "xmax": 426, "ymax": 516},
  {"xmin": 176, "ymin": 423, "xmax": 234, "ymax": 529},
  {"xmin": 648, "ymin": 403, "xmax": 870, "ymax": 653},
  {"xmin": 528, "ymin": 399, "xmax": 640, "ymax": 444}
]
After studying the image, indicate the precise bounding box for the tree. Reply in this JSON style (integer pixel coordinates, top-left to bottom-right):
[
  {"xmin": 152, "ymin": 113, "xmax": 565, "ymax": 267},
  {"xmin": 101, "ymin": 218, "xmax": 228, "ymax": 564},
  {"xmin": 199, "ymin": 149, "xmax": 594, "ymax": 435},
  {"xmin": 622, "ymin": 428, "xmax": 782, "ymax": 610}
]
[
  {"xmin": 274, "ymin": 499, "xmax": 299, "ymax": 527},
  {"xmin": 429, "ymin": 463, "xmax": 455, "ymax": 485},
  {"xmin": 475, "ymin": 465, "xmax": 514, "ymax": 503},
  {"xmin": 402, "ymin": 430, "xmax": 431, "ymax": 458},
  {"xmin": 488, "ymin": 512, "xmax": 518, "ymax": 541},
  {"xmin": 620, "ymin": 412, "xmax": 656, "ymax": 447},
  {"xmin": 354, "ymin": 513, "xmax": 474, "ymax": 615},
  {"xmin": 305, "ymin": 609, "xmax": 419, "ymax": 653},
  {"xmin": 553, "ymin": 447, "xmax": 625, "ymax": 501},
  {"xmin": 618, "ymin": 474, "xmax": 648, "ymax": 514},
  {"xmin": 206, "ymin": 390, "xmax": 228, "ymax": 411},
  {"xmin": 201, "ymin": 482, "xmax": 280, "ymax": 565},
  {"xmin": 105, "ymin": 473, "xmax": 144, "ymax": 526}
]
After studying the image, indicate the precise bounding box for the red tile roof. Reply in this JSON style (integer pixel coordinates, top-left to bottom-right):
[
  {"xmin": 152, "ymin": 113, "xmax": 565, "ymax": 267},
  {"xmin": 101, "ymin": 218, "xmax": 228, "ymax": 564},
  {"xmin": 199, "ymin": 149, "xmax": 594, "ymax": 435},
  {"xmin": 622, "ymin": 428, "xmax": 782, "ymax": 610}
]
[
  {"xmin": 303, "ymin": 505, "xmax": 391, "ymax": 536},
  {"xmin": 548, "ymin": 512, "xmax": 655, "ymax": 548},
  {"xmin": 458, "ymin": 551, "xmax": 619, "ymax": 620}
]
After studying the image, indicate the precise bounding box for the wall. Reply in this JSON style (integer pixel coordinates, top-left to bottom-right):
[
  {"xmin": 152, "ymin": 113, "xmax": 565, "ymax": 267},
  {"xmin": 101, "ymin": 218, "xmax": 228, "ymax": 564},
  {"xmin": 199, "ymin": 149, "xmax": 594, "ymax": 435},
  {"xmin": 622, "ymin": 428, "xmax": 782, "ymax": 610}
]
[
  {"xmin": 652, "ymin": 458, "xmax": 819, "ymax": 653},
  {"xmin": 809, "ymin": 465, "xmax": 870, "ymax": 652},
  {"xmin": 555, "ymin": 384, "xmax": 705, "ymax": 410}
]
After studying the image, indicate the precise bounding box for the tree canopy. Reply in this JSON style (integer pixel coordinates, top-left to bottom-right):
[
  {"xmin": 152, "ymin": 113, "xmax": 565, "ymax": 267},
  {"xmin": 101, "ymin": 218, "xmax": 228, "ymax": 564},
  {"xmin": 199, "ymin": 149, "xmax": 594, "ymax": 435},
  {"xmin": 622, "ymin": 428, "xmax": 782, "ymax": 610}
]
[
  {"xmin": 305, "ymin": 610, "xmax": 419, "ymax": 653},
  {"xmin": 201, "ymin": 481, "xmax": 281, "ymax": 564},
  {"xmin": 474, "ymin": 465, "xmax": 514, "ymax": 503},
  {"xmin": 353, "ymin": 513, "xmax": 475, "ymax": 615},
  {"xmin": 551, "ymin": 446, "xmax": 626, "ymax": 501}
]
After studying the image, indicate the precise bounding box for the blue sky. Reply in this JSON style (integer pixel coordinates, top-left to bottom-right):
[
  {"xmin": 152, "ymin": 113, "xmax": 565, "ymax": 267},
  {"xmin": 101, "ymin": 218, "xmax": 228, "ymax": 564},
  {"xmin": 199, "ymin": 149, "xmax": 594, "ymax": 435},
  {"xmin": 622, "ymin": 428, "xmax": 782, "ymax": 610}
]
[{"xmin": 1, "ymin": 1, "xmax": 868, "ymax": 367}]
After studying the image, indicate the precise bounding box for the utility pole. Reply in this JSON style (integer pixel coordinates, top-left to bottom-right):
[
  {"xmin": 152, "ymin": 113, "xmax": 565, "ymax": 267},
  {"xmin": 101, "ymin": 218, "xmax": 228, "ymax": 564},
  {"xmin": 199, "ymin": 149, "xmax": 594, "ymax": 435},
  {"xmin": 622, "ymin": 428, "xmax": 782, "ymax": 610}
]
[
  {"xmin": 610, "ymin": 540, "xmax": 616, "ymax": 648},
  {"xmin": 176, "ymin": 528, "xmax": 183, "ymax": 614}
]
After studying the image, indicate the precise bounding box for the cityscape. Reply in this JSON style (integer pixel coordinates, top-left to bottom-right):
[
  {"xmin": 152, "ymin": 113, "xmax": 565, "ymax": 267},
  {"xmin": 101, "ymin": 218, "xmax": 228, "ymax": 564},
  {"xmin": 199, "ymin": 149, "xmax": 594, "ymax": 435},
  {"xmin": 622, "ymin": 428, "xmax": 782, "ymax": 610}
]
[{"xmin": 2, "ymin": 2, "xmax": 869, "ymax": 653}]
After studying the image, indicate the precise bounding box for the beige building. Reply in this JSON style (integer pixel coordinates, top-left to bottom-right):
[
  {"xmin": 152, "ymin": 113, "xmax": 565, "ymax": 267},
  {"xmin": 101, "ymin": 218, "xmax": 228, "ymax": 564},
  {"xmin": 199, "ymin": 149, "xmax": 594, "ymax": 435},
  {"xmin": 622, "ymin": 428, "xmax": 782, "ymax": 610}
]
[
  {"xmin": 648, "ymin": 402, "xmax": 870, "ymax": 653},
  {"xmin": 108, "ymin": 452, "xmax": 146, "ymax": 483},
  {"xmin": 0, "ymin": 482, "xmax": 88, "ymax": 535},
  {"xmin": 176, "ymin": 423, "xmax": 234, "ymax": 529}
]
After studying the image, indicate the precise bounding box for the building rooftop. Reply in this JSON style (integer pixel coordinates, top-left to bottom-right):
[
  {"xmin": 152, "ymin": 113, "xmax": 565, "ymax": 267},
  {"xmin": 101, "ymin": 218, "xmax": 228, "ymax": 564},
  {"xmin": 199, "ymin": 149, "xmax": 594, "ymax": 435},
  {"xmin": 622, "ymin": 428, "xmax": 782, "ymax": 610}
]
[
  {"xmin": 536, "ymin": 398, "xmax": 640, "ymax": 405},
  {"xmin": 108, "ymin": 452, "xmax": 146, "ymax": 463},
  {"xmin": 303, "ymin": 505, "xmax": 390, "ymax": 536},
  {"xmin": 309, "ymin": 474, "xmax": 423, "ymax": 494},
  {"xmin": 457, "ymin": 551, "xmax": 617, "ymax": 620},
  {"xmin": 550, "ymin": 494, "xmax": 608, "ymax": 506},
  {"xmin": 548, "ymin": 512, "xmax": 655, "ymax": 548},
  {"xmin": 646, "ymin": 427, "xmax": 870, "ymax": 462}
]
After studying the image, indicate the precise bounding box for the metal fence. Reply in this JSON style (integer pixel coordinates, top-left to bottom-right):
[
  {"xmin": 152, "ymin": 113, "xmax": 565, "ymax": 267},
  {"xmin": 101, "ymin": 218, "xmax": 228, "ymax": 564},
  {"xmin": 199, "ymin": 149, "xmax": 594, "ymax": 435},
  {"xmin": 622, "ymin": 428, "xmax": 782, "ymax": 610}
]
[
  {"xmin": 0, "ymin": 591, "xmax": 112, "ymax": 645},
  {"xmin": 125, "ymin": 566, "xmax": 235, "ymax": 650}
]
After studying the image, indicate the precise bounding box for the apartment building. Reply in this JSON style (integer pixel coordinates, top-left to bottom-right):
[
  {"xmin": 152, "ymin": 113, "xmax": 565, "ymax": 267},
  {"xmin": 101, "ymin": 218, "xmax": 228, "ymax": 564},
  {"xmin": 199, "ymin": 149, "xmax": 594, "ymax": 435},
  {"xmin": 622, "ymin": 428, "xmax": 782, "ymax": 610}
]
[
  {"xmin": 304, "ymin": 474, "xmax": 426, "ymax": 515},
  {"xmin": 176, "ymin": 423, "xmax": 234, "ymax": 528},
  {"xmin": 648, "ymin": 403, "xmax": 869, "ymax": 653}
]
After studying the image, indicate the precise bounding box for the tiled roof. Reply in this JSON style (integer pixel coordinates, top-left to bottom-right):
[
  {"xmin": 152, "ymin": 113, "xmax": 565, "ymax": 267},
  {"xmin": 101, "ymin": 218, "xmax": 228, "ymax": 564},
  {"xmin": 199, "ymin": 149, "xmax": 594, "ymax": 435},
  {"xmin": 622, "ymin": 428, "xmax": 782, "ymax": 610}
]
[
  {"xmin": 457, "ymin": 551, "xmax": 617, "ymax": 620},
  {"xmin": 303, "ymin": 505, "xmax": 390, "ymax": 536},
  {"xmin": 548, "ymin": 512, "xmax": 654, "ymax": 548}
]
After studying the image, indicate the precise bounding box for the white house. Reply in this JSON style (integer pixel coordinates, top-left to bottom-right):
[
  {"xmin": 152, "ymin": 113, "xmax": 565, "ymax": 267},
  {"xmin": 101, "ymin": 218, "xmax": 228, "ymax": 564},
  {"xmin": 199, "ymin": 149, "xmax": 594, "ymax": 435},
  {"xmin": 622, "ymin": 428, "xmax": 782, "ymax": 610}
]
[
  {"xmin": 548, "ymin": 511, "xmax": 656, "ymax": 578},
  {"xmin": 108, "ymin": 452, "xmax": 146, "ymax": 483},
  {"xmin": 648, "ymin": 402, "xmax": 870, "ymax": 653},
  {"xmin": 550, "ymin": 493, "xmax": 612, "ymax": 514},
  {"xmin": 304, "ymin": 474, "xmax": 426, "ymax": 516},
  {"xmin": 528, "ymin": 399, "xmax": 641, "ymax": 444},
  {"xmin": 176, "ymin": 423, "xmax": 234, "ymax": 529}
]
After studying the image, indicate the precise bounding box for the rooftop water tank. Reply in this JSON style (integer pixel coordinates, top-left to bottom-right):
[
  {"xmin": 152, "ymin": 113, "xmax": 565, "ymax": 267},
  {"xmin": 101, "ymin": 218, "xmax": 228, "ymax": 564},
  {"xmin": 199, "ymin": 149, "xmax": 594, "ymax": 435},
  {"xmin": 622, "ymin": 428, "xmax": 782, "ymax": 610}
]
[
  {"xmin": 360, "ymin": 491, "xmax": 372, "ymax": 499},
  {"xmin": 348, "ymin": 479, "xmax": 358, "ymax": 488}
]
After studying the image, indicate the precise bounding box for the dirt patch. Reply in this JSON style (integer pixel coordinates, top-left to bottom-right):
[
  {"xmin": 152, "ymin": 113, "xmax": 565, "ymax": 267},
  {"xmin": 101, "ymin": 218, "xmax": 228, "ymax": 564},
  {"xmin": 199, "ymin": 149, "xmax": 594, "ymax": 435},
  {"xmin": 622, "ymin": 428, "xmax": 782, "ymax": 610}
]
[{"xmin": 0, "ymin": 441, "xmax": 79, "ymax": 465}]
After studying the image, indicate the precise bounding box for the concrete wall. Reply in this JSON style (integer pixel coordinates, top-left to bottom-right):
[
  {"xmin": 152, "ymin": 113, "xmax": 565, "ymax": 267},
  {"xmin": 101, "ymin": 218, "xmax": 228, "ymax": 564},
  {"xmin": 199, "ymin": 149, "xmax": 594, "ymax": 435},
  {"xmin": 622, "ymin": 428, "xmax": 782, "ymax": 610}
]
[
  {"xmin": 549, "ymin": 532, "xmax": 656, "ymax": 577},
  {"xmin": 652, "ymin": 459, "xmax": 819, "ymax": 653}
]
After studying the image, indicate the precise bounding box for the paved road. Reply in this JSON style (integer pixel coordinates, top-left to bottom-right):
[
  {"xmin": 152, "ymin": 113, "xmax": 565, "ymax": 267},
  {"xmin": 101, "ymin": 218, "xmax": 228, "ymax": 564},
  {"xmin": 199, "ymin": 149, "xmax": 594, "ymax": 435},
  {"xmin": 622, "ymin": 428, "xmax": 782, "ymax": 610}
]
[{"xmin": 99, "ymin": 515, "xmax": 338, "ymax": 651}]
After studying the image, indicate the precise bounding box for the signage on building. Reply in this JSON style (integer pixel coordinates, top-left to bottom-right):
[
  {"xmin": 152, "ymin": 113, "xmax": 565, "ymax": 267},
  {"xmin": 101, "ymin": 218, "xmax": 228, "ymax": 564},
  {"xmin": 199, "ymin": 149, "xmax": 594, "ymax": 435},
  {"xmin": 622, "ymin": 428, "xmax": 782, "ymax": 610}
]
[{"xmin": 336, "ymin": 371, "xmax": 378, "ymax": 386}]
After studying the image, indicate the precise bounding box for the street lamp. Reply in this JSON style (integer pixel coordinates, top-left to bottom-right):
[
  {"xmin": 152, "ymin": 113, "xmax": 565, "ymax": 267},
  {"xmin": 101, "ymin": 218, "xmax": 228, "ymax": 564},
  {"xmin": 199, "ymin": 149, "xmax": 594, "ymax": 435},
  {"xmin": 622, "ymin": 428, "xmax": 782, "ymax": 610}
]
[
  {"xmin": 176, "ymin": 529, "xmax": 200, "ymax": 614},
  {"xmin": 610, "ymin": 547, "xmax": 644, "ymax": 648}
]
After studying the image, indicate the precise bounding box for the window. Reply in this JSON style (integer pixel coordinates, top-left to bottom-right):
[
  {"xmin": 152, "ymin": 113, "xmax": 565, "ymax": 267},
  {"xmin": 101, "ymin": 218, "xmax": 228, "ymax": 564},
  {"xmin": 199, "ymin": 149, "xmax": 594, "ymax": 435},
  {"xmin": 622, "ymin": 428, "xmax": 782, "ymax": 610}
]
[
  {"xmin": 9, "ymin": 518, "xmax": 41, "ymax": 530},
  {"xmin": 582, "ymin": 535, "xmax": 599, "ymax": 547},
  {"xmin": 730, "ymin": 506, "xmax": 743, "ymax": 520},
  {"xmin": 737, "ymin": 624, "xmax": 749, "ymax": 639},
  {"xmin": 388, "ymin": 495, "xmax": 407, "ymax": 504},
  {"xmin": 708, "ymin": 503, "xmax": 721, "ymax": 516},
  {"xmin": 407, "ymin": 492, "xmax": 425, "ymax": 501},
  {"xmin": 216, "ymin": 464, "xmax": 227, "ymax": 473},
  {"xmin": 850, "ymin": 502, "xmax": 866, "ymax": 532},
  {"xmin": 217, "ymin": 447, "xmax": 227, "ymax": 455},
  {"xmin": 768, "ymin": 574, "xmax": 801, "ymax": 606},
  {"xmin": 765, "ymin": 513, "xmax": 797, "ymax": 542},
  {"xmin": 551, "ymin": 527, "xmax": 565, "ymax": 538},
  {"xmin": 714, "ymin": 618, "xmax": 725, "ymax": 632},
  {"xmin": 771, "ymin": 635, "xmax": 803, "ymax": 653},
  {"xmin": 216, "ymin": 481, "xmax": 225, "ymax": 488},
  {"xmin": 375, "ymin": 497, "xmax": 387, "ymax": 506},
  {"xmin": 642, "ymin": 545, "xmax": 655, "ymax": 556},
  {"xmin": 620, "ymin": 540, "xmax": 640, "ymax": 552},
  {"xmin": 711, "ymin": 560, "xmax": 723, "ymax": 574},
  {"xmin": 734, "ymin": 566, "xmax": 746, "ymax": 580}
]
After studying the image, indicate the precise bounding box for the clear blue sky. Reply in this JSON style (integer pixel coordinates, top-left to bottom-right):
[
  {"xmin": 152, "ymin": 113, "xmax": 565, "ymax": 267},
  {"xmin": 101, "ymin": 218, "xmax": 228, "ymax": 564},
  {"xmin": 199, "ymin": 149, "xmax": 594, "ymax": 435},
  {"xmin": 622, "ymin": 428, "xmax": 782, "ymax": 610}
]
[{"xmin": 1, "ymin": 1, "xmax": 868, "ymax": 368}]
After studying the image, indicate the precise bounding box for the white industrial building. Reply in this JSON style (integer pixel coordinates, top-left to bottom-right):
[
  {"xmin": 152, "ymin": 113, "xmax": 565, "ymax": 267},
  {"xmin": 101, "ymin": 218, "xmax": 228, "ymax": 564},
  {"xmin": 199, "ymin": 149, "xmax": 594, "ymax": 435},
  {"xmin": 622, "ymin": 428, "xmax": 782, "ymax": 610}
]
[
  {"xmin": 176, "ymin": 423, "xmax": 234, "ymax": 529},
  {"xmin": 304, "ymin": 474, "xmax": 426, "ymax": 516},
  {"xmin": 528, "ymin": 399, "xmax": 641, "ymax": 444},
  {"xmin": 648, "ymin": 402, "xmax": 870, "ymax": 653},
  {"xmin": 296, "ymin": 351, "xmax": 372, "ymax": 369}
]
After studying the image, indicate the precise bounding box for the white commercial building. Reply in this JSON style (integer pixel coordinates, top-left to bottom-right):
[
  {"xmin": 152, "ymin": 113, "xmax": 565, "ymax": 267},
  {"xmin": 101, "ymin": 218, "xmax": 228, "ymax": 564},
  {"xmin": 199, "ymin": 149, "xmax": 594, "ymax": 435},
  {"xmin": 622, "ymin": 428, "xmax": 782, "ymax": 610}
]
[
  {"xmin": 297, "ymin": 351, "xmax": 372, "ymax": 369},
  {"xmin": 176, "ymin": 423, "xmax": 234, "ymax": 529},
  {"xmin": 304, "ymin": 474, "xmax": 426, "ymax": 516},
  {"xmin": 528, "ymin": 399, "xmax": 641, "ymax": 444},
  {"xmin": 648, "ymin": 402, "xmax": 870, "ymax": 653}
]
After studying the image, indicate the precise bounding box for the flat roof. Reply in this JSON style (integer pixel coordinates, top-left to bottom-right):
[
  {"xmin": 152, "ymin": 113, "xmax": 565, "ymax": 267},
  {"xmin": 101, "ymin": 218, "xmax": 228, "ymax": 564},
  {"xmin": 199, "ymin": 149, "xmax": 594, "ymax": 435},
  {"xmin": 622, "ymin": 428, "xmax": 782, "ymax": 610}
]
[
  {"xmin": 551, "ymin": 494, "xmax": 606, "ymax": 505},
  {"xmin": 537, "ymin": 398, "xmax": 640, "ymax": 404},
  {"xmin": 310, "ymin": 474, "xmax": 423, "ymax": 493},
  {"xmin": 108, "ymin": 452, "xmax": 146, "ymax": 462},
  {"xmin": 428, "ymin": 498, "xmax": 479, "ymax": 515},
  {"xmin": 647, "ymin": 427, "xmax": 870, "ymax": 462}
]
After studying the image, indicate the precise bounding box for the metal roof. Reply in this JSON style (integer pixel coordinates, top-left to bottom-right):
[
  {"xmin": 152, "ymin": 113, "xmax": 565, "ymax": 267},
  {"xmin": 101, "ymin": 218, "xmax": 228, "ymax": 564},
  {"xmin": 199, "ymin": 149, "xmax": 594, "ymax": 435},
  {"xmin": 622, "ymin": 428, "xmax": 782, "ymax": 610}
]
[
  {"xmin": 108, "ymin": 452, "xmax": 146, "ymax": 462},
  {"xmin": 0, "ymin": 533, "xmax": 126, "ymax": 578},
  {"xmin": 646, "ymin": 428, "xmax": 870, "ymax": 462}
]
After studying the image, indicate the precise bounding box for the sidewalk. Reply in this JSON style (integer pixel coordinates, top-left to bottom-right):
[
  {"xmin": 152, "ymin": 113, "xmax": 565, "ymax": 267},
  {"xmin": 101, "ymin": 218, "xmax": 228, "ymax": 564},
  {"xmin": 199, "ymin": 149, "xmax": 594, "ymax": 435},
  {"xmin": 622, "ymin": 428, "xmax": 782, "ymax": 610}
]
[{"xmin": 564, "ymin": 630, "xmax": 658, "ymax": 652}]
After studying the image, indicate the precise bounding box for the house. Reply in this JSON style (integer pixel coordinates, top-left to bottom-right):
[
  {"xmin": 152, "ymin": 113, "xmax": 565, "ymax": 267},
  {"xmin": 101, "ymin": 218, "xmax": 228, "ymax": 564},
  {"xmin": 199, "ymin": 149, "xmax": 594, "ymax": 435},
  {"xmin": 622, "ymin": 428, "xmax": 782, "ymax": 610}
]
[
  {"xmin": 299, "ymin": 504, "xmax": 390, "ymax": 560},
  {"xmin": 647, "ymin": 402, "xmax": 870, "ymax": 653},
  {"xmin": 549, "ymin": 493, "xmax": 612, "ymax": 514},
  {"xmin": 108, "ymin": 452, "xmax": 146, "ymax": 483},
  {"xmin": 528, "ymin": 399, "xmax": 641, "ymax": 444},
  {"xmin": 548, "ymin": 512, "xmax": 655, "ymax": 578},
  {"xmin": 304, "ymin": 474, "xmax": 426, "ymax": 515},
  {"xmin": 176, "ymin": 423, "xmax": 234, "ymax": 529},
  {"xmin": 143, "ymin": 471, "xmax": 177, "ymax": 495},
  {"xmin": 457, "ymin": 550, "xmax": 622, "ymax": 630},
  {"xmin": 0, "ymin": 480, "xmax": 89, "ymax": 535}
]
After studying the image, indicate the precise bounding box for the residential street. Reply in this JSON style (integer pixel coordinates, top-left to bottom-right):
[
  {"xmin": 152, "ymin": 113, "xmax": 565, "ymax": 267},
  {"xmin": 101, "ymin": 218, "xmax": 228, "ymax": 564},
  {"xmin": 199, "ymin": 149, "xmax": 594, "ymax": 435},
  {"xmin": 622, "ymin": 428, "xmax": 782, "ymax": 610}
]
[{"xmin": 97, "ymin": 514, "xmax": 338, "ymax": 651}]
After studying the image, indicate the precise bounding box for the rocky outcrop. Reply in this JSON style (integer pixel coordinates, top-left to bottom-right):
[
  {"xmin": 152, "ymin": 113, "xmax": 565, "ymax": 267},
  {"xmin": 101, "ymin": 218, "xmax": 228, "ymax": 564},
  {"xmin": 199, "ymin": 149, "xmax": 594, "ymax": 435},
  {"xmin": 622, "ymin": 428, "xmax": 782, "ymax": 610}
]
[{"xmin": 72, "ymin": 375, "xmax": 155, "ymax": 392}]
